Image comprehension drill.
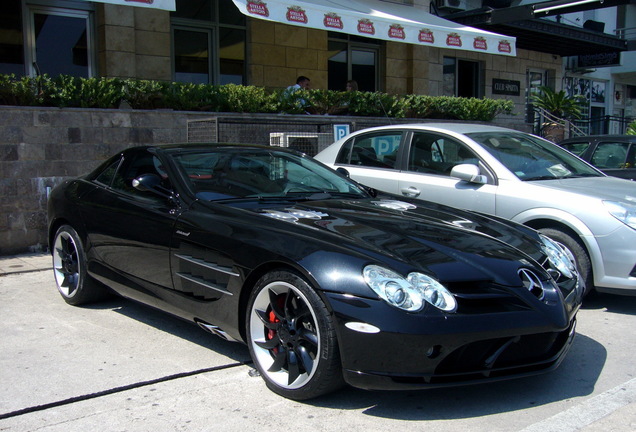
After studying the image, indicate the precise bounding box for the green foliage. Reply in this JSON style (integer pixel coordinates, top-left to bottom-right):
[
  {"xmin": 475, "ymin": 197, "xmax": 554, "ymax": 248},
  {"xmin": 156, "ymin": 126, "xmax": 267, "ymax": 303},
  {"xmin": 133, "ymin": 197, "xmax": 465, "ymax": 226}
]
[
  {"xmin": 0, "ymin": 73, "xmax": 516, "ymax": 121},
  {"xmin": 531, "ymin": 86, "xmax": 585, "ymax": 120},
  {"xmin": 218, "ymin": 84, "xmax": 279, "ymax": 113},
  {"xmin": 626, "ymin": 121, "xmax": 636, "ymax": 136},
  {"xmin": 346, "ymin": 91, "xmax": 406, "ymax": 118},
  {"xmin": 0, "ymin": 74, "xmax": 45, "ymax": 106}
]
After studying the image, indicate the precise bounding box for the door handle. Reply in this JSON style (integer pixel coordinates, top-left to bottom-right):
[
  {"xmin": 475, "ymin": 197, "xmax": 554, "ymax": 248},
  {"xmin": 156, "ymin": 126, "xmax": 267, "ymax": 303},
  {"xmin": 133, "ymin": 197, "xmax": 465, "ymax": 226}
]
[{"xmin": 401, "ymin": 186, "xmax": 421, "ymax": 197}]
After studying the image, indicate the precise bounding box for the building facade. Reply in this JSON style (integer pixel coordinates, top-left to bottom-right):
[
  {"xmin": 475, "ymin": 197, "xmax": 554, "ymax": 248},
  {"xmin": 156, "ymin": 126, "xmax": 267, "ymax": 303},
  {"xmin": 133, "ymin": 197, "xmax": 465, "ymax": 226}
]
[{"xmin": 0, "ymin": 0, "xmax": 634, "ymax": 131}]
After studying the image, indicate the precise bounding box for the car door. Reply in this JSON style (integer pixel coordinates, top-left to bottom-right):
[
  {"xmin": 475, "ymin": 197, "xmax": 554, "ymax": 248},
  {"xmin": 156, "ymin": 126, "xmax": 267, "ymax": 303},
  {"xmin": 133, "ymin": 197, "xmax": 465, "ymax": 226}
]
[
  {"xmin": 589, "ymin": 140, "xmax": 636, "ymax": 180},
  {"xmin": 80, "ymin": 148, "xmax": 177, "ymax": 289},
  {"xmin": 398, "ymin": 131, "xmax": 498, "ymax": 214},
  {"xmin": 332, "ymin": 130, "xmax": 405, "ymax": 194}
]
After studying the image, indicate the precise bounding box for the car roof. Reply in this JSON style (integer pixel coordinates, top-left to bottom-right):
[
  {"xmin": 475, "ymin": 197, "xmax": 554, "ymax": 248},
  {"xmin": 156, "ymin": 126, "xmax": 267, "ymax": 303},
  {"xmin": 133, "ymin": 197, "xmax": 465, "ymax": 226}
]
[
  {"xmin": 561, "ymin": 135, "xmax": 636, "ymax": 142},
  {"xmin": 347, "ymin": 122, "xmax": 524, "ymax": 135},
  {"xmin": 124, "ymin": 143, "xmax": 298, "ymax": 155}
]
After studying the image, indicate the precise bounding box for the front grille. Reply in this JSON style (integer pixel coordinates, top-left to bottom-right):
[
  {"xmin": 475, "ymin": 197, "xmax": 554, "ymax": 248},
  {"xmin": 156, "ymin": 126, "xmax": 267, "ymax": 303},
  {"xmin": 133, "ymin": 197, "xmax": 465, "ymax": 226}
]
[
  {"xmin": 434, "ymin": 322, "xmax": 573, "ymax": 378},
  {"xmin": 447, "ymin": 281, "xmax": 531, "ymax": 314}
]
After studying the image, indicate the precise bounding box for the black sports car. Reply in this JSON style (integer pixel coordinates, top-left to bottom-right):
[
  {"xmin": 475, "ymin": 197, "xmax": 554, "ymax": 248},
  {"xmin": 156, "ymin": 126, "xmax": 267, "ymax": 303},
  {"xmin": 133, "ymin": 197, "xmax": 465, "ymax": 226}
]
[{"xmin": 48, "ymin": 144, "xmax": 582, "ymax": 400}]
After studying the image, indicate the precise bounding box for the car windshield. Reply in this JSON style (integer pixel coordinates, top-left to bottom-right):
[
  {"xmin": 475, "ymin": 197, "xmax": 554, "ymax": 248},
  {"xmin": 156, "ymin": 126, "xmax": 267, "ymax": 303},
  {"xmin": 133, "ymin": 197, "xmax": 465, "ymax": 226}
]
[
  {"xmin": 467, "ymin": 132, "xmax": 603, "ymax": 181},
  {"xmin": 171, "ymin": 148, "xmax": 368, "ymax": 201}
]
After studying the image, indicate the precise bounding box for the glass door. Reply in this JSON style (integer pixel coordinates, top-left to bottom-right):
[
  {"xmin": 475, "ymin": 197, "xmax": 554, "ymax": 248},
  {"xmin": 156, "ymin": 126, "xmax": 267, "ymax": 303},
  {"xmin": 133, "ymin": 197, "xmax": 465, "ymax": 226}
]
[{"xmin": 527, "ymin": 69, "xmax": 546, "ymax": 131}]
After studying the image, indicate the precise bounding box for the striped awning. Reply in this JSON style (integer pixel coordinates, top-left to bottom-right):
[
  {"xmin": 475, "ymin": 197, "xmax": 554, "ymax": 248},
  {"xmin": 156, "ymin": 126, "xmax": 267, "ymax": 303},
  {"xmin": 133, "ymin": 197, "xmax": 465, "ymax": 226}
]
[
  {"xmin": 85, "ymin": 0, "xmax": 176, "ymax": 11},
  {"xmin": 232, "ymin": 0, "xmax": 516, "ymax": 56}
]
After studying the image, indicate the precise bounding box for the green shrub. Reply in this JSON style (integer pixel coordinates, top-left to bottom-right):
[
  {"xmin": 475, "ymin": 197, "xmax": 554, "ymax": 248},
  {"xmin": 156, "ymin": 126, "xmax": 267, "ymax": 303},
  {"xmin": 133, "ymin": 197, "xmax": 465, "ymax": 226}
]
[
  {"xmin": 626, "ymin": 120, "xmax": 636, "ymax": 136},
  {"xmin": 0, "ymin": 73, "xmax": 516, "ymax": 121},
  {"xmin": 346, "ymin": 91, "xmax": 406, "ymax": 118}
]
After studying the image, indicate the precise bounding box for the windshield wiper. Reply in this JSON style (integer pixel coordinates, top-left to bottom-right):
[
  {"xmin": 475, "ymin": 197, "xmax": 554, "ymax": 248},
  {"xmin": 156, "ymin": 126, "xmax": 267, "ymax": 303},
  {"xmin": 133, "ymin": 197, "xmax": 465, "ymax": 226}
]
[{"xmin": 523, "ymin": 175, "xmax": 560, "ymax": 181}]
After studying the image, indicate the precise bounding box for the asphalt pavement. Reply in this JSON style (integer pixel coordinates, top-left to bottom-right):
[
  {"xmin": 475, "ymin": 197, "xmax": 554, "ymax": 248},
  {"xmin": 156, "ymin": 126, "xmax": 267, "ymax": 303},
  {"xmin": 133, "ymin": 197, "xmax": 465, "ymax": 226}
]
[{"xmin": 0, "ymin": 254, "xmax": 635, "ymax": 431}]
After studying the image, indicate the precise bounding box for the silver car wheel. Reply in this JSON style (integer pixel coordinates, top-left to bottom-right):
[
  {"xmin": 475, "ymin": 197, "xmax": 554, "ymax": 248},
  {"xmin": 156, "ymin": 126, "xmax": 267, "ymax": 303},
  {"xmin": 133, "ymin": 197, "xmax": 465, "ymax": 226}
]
[
  {"xmin": 249, "ymin": 280, "xmax": 321, "ymax": 390},
  {"xmin": 53, "ymin": 228, "xmax": 81, "ymax": 299}
]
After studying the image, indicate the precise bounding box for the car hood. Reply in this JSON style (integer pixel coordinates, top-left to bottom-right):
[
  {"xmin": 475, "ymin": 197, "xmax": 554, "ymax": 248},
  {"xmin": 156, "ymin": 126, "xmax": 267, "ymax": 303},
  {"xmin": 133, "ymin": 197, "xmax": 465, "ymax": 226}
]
[
  {"xmin": 247, "ymin": 197, "xmax": 548, "ymax": 287},
  {"xmin": 531, "ymin": 176, "xmax": 636, "ymax": 202}
]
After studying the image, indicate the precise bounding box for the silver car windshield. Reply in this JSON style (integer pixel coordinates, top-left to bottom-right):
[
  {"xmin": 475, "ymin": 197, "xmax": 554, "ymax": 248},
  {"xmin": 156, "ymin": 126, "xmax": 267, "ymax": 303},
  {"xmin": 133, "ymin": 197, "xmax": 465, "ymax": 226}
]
[
  {"xmin": 466, "ymin": 132, "xmax": 603, "ymax": 181},
  {"xmin": 172, "ymin": 149, "xmax": 368, "ymax": 201}
]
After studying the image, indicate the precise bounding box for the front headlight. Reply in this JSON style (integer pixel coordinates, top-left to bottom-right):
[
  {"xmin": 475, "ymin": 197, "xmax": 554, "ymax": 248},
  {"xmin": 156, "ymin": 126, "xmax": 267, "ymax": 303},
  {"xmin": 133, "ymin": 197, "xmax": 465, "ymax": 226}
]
[
  {"xmin": 363, "ymin": 265, "xmax": 457, "ymax": 313},
  {"xmin": 604, "ymin": 200, "xmax": 636, "ymax": 230},
  {"xmin": 540, "ymin": 234, "xmax": 575, "ymax": 279}
]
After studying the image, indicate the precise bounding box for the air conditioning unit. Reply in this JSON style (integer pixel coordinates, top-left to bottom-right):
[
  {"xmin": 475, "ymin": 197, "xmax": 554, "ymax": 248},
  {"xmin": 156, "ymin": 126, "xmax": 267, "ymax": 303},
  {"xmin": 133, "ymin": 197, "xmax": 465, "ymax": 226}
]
[
  {"xmin": 269, "ymin": 132, "xmax": 333, "ymax": 156},
  {"xmin": 437, "ymin": 0, "xmax": 468, "ymax": 10}
]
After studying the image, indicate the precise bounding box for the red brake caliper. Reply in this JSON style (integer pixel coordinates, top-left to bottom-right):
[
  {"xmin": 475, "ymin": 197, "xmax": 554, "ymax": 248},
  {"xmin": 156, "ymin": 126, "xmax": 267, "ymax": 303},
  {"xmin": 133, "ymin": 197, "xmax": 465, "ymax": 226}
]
[{"xmin": 266, "ymin": 296, "xmax": 284, "ymax": 354}]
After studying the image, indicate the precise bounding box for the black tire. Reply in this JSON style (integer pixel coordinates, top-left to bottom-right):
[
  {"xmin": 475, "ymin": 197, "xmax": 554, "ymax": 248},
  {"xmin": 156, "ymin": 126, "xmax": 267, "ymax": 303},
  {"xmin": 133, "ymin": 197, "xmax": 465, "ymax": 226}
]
[
  {"xmin": 52, "ymin": 225, "xmax": 108, "ymax": 305},
  {"xmin": 246, "ymin": 270, "xmax": 344, "ymax": 400},
  {"xmin": 539, "ymin": 227, "xmax": 594, "ymax": 296}
]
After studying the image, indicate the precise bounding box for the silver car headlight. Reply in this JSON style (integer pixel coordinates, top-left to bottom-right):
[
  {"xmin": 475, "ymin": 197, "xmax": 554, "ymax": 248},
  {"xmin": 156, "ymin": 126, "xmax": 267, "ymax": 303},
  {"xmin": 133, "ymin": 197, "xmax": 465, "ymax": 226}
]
[
  {"xmin": 540, "ymin": 234, "xmax": 575, "ymax": 279},
  {"xmin": 604, "ymin": 200, "xmax": 636, "ymax": 230},
  {"xmin": 363, "ymin": 265, "xmax": 457, "ymax": 313}
]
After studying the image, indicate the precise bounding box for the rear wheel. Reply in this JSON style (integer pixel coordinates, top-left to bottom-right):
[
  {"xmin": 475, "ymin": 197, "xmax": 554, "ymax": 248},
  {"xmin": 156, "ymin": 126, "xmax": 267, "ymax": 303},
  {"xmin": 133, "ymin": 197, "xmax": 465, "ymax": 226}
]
[
  {"xmin": 539, "ymin": 227, "xmax": 593, "ymax": 296},
  {"xmin": 52, "ymin": 225, "xmax": 108, "ymax": 305},
  {"xmin": 246, "ymin": 270, "xmax": 343, "ymax": 400}
]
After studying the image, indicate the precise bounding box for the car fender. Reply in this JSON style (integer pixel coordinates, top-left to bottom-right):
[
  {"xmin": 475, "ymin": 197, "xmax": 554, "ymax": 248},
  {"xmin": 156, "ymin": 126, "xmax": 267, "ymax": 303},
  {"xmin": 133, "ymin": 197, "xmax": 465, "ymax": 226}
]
[{"xmin": 510, "ymin": 206, "xmax": 604, "ymax": 279}]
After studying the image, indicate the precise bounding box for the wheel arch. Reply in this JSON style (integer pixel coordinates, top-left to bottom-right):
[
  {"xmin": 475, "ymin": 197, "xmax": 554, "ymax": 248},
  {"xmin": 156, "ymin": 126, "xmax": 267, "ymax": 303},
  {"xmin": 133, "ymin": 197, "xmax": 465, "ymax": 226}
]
[
  {"xmin": 518, "ymin": 211, "xmax": 603, "ymax": 286},
  {"xmin": 48, "ymin": 217, "xmax": 72, "ymax": 253}
]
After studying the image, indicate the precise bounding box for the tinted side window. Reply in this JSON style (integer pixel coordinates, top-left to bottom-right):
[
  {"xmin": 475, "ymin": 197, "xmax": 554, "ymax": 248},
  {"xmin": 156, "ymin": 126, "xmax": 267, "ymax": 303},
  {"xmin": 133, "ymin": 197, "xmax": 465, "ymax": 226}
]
[
  {"xmin": 590, "ymin": 142, "xmax": 629, "ymax": 168},
  {"xmin": 338, "ymin": 132, "xmax": 402, "ymax": 168},
  {"xmin": 408, "ymin": 132, "xmax": 478, "ymax": 176},
  {"xmin": 560, "ymin": 142, "xmax": 589, "ymax": 156},
  {"xmin": 94, "ymin": 159, "xmax": 121, "ymax": 187}
]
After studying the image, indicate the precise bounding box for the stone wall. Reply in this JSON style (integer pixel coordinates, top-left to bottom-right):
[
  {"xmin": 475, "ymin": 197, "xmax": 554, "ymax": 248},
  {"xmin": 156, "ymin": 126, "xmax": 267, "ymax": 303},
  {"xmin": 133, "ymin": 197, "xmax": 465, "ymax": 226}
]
[
  {"xmin": 5, "ymin": 106, "xmax": 497, "ymax": 255},
  {"xmin": 0, "ymin": 107, "xmax": 212, "ymax": 255},
  {"xmin": 97, "ymin": 4, "xmax": 172, "ymax": 81}
]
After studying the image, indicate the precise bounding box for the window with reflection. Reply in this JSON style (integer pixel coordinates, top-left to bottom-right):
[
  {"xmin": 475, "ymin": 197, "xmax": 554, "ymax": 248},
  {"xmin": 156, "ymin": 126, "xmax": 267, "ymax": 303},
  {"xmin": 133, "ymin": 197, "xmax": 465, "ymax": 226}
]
[
  {"xmin": 171, "ymin": 0, "xmax": 245, "ymax": 85},
  {"xmin": 328, "ymin": 33, "xmax": 380, "ymax": 91},
  {"xmin": 0, "ymin": 0, "xmax": 94, "ymax": 77}
]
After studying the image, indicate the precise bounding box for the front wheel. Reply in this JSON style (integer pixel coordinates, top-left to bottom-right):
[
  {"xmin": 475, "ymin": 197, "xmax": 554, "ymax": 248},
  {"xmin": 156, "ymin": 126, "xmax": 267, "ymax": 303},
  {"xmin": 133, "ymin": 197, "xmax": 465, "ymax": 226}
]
[
  {"xmin": 246, "ymin": 270, "xmax": 343, "ymax": 400},
  {"xmin": 539, "ymin": 227, "xmax": 593, "ymax": 296},
  {"xmin": 52, "ymin": 225, "xmax": 108, "ymax": 305}
]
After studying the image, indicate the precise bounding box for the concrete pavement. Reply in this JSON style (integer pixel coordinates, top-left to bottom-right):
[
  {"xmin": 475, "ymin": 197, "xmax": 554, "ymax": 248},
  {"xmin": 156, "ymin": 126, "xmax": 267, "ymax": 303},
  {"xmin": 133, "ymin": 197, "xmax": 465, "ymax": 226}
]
[
  {"xmin": 0, "ymin": 253, "xmax": 51, "ymax": 276},
  {"xmin": 1, "ymin": 253, "xmax": 635, "ymax": 431}
]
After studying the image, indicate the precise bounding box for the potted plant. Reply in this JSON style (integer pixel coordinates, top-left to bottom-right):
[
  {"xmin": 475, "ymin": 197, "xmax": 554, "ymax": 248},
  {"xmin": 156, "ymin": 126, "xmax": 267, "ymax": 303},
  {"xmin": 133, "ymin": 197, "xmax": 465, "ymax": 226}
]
[{"xmin": 531, "ymin": 86, "xmax": 585, "ymax": 142}]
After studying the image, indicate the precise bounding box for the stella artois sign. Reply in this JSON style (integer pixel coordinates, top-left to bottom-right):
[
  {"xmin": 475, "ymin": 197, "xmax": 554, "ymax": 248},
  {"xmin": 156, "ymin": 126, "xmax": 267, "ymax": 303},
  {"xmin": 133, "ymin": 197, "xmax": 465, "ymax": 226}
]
[
  {"xmin": 418, "ymin": 29, "xmax": 434, "ymax": 44},
  {"xmin": 233, "ymin": 0, "xmax": 516, "ymax": 56},
  {"xmin": 446, "ymin": 33, "xmax": 462, "ymax": 47},
  {"xmin": 357, "ymin": 19, "xmax": 375, "ymax": 35},
  {"xmin": 246, "ymin": 0, "xmax": 269, "ymax": 17},
  {"xmin": 388, "ymin": 24, "xmax": 405, "ymax": 40},
  {"xmin": 473, "ymin": 37, "xmax": 487, "ymax": 50},
  {"xmin": 286, "ymin": 5, "xmax": 308, "ymax": 23},
  {"xmin": 323, "ymin": 12, "xmax": 343, "ymax": 29},
  {"xmin": 498, "ymin": 40, "xmax": 512, "ymax": 54}
]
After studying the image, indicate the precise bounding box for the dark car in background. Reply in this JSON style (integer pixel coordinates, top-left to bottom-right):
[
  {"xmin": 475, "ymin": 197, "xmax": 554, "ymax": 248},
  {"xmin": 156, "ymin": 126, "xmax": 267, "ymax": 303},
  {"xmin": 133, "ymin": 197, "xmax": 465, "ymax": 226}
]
[
  {"xmin": 48, "ymin": 144, "xmax": 581, "ymax": 400},
  {"xmin": 559, "ymin": 135, "xmax": 636, "ymax": 181}
]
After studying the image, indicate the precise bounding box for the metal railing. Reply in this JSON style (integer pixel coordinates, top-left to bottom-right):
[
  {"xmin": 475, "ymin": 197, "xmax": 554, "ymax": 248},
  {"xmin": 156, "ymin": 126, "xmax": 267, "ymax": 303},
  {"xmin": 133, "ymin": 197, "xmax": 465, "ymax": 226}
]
[
  {"xmin": 534, "ymin": 109, "xmax": 635, "ymax": 141},
  {"xmin": 615, "ymin": 27, "xmax": 636, "ymax": 40}
]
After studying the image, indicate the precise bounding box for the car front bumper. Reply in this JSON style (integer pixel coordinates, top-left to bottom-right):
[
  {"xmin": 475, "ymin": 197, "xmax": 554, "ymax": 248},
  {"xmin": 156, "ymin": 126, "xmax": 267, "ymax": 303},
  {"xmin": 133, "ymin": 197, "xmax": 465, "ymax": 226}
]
[
  {"xmin": 588, "ymin": 224, "xmax": 636, "ymax": 294},
  {"xmin": 325, "ymin": 291, "xmax": 577, "ymax": 391}
]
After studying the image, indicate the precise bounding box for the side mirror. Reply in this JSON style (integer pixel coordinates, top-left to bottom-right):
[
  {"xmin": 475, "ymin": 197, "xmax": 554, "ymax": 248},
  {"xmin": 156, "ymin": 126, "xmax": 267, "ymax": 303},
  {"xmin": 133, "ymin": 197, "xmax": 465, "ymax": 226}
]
[
  {"xmin": 450, "ymin": 164, "xmax": 487, "ymax": 184},
  {"xmin": 132, "ymin": 174, "xmax": 174, "ymax": 199},
  {"xmin": 132, "ymin": 173, "xmax": 162, "ymax": 192},
  {"xmin": 336, "ymin": 167, "xmax": 350, "ymax": 178}
]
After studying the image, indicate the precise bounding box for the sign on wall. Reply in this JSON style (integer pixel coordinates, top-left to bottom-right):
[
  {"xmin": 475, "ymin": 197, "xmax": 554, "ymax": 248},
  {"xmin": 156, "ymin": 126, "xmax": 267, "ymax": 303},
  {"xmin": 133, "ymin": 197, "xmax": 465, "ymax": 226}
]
[{"xmin": 492, "ymin": 79, "xmax": 520, "ymax": 96}]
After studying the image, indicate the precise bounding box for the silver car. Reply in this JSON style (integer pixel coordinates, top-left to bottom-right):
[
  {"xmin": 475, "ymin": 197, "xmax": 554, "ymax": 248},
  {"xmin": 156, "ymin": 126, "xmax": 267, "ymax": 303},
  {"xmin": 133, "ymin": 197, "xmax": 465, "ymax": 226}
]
[{"xmin": 315, "ymin": 123, "xmax": 636, "ymax": 296}]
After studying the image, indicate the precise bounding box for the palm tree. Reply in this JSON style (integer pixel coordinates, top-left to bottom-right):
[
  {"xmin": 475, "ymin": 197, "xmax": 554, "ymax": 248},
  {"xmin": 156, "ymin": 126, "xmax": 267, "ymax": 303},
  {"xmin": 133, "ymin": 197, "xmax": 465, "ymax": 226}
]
[{"xmin": 531, "ymin": 86, "xmax": 585, "ymax": 120}]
